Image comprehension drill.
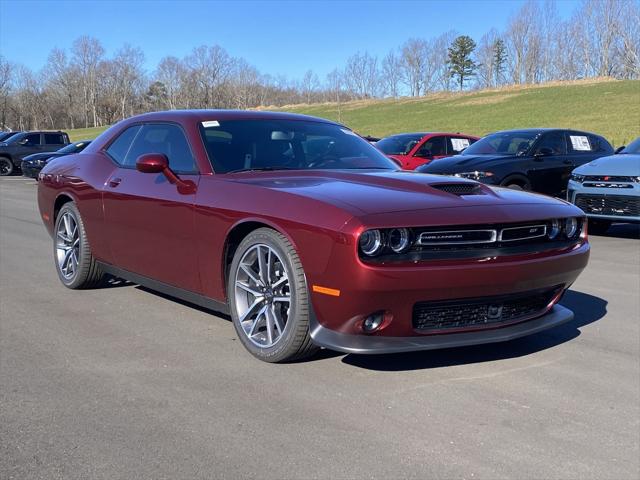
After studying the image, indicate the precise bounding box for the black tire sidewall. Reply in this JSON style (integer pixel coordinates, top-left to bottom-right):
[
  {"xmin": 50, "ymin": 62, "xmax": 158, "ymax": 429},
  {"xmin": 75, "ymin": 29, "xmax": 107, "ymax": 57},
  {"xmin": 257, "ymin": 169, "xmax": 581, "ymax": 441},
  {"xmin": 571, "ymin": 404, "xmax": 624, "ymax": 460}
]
[
  {"xmin": 228, "ymin": 228, "xmax": 309, "ymax": 362},
  {"xmin": 0, "ymin": 158, "xmax": 13, "ymax": 176}
]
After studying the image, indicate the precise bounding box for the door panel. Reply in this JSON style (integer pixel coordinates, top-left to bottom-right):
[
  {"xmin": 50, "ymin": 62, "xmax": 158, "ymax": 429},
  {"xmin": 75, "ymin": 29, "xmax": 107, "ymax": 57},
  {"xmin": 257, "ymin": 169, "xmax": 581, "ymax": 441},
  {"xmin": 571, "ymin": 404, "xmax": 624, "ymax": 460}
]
[
  {"xmin": 527, "ymin": 131, "xmax": 571, "ymax": 197},
  {"xmin": 102, "ymin": 170, "xmax": 201, "ymax": 291},
  {"xmin": 101, "ymin": 122, "xmax": 202, "ymax": 292}
]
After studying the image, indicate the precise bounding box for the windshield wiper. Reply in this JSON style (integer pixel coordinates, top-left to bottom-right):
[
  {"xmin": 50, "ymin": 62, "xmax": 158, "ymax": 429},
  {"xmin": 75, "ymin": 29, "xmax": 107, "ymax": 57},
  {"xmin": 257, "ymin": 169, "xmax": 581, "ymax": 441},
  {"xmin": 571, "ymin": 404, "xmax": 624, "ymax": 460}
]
[{"xmin": 226, "ymin": 166, "xmax": 299, "ymax": 174}]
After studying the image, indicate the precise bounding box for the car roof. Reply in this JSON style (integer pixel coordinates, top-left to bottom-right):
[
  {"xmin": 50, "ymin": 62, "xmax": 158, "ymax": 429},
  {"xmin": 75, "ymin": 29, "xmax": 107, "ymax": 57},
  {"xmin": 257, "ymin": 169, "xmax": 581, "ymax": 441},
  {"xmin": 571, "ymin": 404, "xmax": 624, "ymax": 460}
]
[
  {"xmin": 383, "ymin": 132, "xmax": 475, "ymax": 138},
  {"xmin": 491, "ymin": 128, "xmax": 600, "ymax": 136},
  {"xmin": 127, "ymin": 109, "xmax": 339, "ymax": 125}
]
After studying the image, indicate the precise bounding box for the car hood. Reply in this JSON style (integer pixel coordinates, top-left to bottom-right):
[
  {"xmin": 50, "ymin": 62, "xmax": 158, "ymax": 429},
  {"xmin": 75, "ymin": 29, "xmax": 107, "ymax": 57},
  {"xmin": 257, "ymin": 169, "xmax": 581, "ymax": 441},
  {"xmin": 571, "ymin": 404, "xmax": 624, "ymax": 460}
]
[
  {"xmin": 23, "ymin": 152, "xmax": 60, "ymax": 162},
  {"xmin": 420, "ymin": 154, "xmax": 514, "ymax": 173},
  {"xmin": 573, "ymin": 154, "xmax": 640, "ymax": 176},
  {"xmin": 226, "ymin": 169, "xmax": 568, "ymax": 215}
]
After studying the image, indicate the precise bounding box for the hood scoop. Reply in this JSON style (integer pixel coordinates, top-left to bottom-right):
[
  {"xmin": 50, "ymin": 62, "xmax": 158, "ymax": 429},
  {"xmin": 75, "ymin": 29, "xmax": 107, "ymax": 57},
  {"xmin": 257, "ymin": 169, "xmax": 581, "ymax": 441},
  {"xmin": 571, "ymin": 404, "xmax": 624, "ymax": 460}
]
[{"xmin": 430, "ymin": 183, "xmax": 484, "ymax": 196}]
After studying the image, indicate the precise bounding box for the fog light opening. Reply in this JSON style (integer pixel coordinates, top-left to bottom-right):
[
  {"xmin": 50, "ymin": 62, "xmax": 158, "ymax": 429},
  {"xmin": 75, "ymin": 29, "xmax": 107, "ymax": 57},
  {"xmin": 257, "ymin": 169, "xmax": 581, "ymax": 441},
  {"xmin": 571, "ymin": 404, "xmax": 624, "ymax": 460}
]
[{"xmin": 362, "ymin": 311, "xmax": 385, "ymax": 333}]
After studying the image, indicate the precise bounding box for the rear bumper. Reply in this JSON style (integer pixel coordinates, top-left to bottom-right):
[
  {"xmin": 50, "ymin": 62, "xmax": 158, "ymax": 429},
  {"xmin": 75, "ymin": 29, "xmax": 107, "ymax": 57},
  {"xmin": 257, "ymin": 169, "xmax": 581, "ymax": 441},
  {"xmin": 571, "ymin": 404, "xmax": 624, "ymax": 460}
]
[{"xmin": 310, "ymin": 304, "xmax": 574, "ymax": 354}]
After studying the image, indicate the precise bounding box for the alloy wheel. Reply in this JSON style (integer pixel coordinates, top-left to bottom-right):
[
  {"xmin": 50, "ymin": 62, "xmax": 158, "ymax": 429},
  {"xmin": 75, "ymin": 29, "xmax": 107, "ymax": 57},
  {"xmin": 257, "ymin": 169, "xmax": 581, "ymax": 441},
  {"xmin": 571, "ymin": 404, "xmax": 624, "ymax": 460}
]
[
  {"xmin": 234, "ymin": 244, "xmax": 291, "ymax": 348},
  {"xmin": 55, "ymin": 211, "xmax": 80, "ymax": 280}
]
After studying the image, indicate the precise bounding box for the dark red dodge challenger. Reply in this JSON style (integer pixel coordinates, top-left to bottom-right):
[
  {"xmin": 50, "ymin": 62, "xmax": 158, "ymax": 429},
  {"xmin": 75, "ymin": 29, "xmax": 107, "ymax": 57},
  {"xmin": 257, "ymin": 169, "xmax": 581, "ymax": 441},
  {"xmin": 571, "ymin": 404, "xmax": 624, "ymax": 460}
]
[{"xmin": 38, "ymin": 110, "xmax": 590, "ymax": 362}]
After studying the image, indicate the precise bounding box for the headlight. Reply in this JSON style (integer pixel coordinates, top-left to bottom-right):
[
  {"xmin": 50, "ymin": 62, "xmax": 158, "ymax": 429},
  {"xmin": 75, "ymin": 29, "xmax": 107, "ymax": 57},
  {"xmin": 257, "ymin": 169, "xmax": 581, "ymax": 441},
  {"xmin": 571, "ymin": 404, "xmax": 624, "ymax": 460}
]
[
  {"xmin": 388, "ymin": 228, "xmax": 411, "ymax": 253},
  {"xmin": 359, "ymin": 229, "xmax": 383, "ymax": 256},
  {"xmin": 570, "ymin": 173, "xmax": 585, "ymax": 183},
  {"xmin": 454, "ymin": 171, "xmax": 494, "ymax": 180},
  {"xmin": 564, "ymin": 218, "xmax": 579, "ymax": 238},
  {"xmin": 548, "ymin": 219, "xmax": 561, "ymax": 239}
]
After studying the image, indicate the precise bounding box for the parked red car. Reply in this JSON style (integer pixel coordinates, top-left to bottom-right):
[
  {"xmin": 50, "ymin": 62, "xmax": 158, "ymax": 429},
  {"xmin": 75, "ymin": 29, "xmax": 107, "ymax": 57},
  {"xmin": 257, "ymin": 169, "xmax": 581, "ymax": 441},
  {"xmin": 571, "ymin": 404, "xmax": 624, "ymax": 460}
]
[
  {"xmin": 376, "ymin": 132, "xmax": 479, "ymax": 170},
  {"xmin": 38, "ymin": 110, "xmax": 589, "ymax": 362}
]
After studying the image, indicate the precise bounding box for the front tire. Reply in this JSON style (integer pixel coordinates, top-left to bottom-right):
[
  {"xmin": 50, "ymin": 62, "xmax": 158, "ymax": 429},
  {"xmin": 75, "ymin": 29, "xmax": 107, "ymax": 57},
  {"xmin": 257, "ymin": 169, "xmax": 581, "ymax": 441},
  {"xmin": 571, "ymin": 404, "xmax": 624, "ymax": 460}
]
[
  {"xmin": 0, "ymin": 157, "xmax": 13, "ymax": 176},
  {"xmin": 54, "ymin": 202, "xmax": 104, "ymax": 289},
  {"xmin": 228, "ymin": 228, "xmax": 319, "ymax": 362}
]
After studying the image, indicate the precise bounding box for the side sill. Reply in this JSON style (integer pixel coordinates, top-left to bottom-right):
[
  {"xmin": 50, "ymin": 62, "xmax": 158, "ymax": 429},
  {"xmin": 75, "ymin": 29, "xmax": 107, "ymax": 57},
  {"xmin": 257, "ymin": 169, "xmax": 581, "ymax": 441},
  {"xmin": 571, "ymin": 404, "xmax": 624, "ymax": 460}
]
[{"xmin": 97, "ymin": 262, "xmax": 230, "ymax": 316}]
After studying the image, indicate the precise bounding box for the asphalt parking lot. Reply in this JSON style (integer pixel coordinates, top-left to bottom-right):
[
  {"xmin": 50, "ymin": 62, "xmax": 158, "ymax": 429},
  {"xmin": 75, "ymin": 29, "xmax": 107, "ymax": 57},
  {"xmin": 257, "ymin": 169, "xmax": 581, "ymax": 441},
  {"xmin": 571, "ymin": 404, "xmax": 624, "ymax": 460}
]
[{"xmin": 1, "ymin": 176, "xmax": 639, "ymax": 480}]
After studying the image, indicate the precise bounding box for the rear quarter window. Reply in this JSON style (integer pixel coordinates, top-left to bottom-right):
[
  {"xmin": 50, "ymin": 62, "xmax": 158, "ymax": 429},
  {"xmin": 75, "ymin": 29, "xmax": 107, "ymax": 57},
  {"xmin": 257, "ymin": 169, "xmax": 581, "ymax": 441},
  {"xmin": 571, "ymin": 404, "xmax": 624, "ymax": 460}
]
[
  {"xmin": 44, "ymin": 133, "xmax": 65, "ymax": 144},
  {"xmin": 105, "ymin": 125, "xmax": 142, "ymax": 165}
]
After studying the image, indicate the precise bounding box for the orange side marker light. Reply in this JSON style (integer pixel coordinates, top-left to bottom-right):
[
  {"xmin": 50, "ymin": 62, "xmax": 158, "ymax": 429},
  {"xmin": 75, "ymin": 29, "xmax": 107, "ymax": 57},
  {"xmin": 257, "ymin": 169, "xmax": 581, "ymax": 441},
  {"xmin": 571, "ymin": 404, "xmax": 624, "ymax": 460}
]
[{"xmin": 312, "ymin": 285, "xmax": 341, "ymax": 297}]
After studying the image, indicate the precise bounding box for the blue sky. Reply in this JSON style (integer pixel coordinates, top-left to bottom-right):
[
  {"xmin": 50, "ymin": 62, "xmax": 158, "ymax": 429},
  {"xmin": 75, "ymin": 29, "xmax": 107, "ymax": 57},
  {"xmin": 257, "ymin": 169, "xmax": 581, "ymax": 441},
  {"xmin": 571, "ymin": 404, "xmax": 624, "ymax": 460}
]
[{"xmin": 0, "ymin": 0, "xmax": 578, "ymax": 79}]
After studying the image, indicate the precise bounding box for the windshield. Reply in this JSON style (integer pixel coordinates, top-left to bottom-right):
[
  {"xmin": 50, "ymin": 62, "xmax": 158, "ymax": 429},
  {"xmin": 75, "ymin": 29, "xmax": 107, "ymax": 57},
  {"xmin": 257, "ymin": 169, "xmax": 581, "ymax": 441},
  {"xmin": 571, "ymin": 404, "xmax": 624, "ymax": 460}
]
[
  {"xmin": 199, "ymin": 119, "xmax": 398, "ymax": 173},
  {"xmin": 463, "ymin": 131, "xmax": 540, "ymax": 155},
  {"xmin": 376, "ymin": 134, "xmax": 425, "ymax": 155},
  {"xmin": 620, "ymin": 137, "xmax": 640, "ymax": 154},
  {"xmin": 58, "ymin": 141, "xmax": 90, "ymax": 154}
]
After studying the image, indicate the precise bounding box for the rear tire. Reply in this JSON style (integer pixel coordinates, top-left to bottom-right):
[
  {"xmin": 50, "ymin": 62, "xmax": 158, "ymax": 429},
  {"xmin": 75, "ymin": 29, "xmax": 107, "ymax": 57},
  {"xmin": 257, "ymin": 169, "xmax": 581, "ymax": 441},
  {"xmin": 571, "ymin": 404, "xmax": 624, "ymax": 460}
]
[
  {"xmin": 228, "ymin": 228, "xmax": 319, "ymax": 362},
  {"xmin": 588, "ymin": 219, "xmax": 611, "ymax": 235},
  {"xmin": 0, "ymin": 157, "xmax": 13, "ymax": 176},
  {"xmin": 54, "ymin": 202, "xmax": 104, "ymax": 289}
]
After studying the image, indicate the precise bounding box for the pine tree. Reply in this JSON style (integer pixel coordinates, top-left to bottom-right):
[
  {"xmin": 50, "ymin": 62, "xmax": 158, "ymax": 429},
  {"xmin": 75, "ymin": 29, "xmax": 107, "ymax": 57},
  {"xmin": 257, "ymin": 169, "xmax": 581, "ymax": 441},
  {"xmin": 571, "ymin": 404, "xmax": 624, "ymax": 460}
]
[
  {"xmin": 448, "ymin": 36, "xmax": 477, "ymax": 91},
  {"xmin": 493, "ymin": 38, "xmax": 507, "ymax": 87}
]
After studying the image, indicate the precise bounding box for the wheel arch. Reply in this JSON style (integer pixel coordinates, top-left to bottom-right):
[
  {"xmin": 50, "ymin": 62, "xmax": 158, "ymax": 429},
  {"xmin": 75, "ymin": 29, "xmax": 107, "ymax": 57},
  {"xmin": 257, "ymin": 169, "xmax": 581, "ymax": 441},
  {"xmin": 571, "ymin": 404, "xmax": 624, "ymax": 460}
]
[
  {"xmin": 53, "ymin": 192, "xmax": 77, "ymax": 222},
  {"xmin": 499, "ymin": 173, "xmax": 531, "ymax": 188},
  {"xmin": 222, "ymin": 218, "xmax": 300, "ymax": 296}
]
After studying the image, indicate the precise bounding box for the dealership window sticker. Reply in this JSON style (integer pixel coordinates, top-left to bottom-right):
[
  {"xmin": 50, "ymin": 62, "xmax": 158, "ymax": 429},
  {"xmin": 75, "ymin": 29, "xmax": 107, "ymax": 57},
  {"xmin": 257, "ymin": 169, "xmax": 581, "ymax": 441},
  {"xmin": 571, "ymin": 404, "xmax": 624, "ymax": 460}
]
[
  {"xmin": 569, "ymin": 135, "xmax": 591, "ymax": 151},
  {"xmin": 451, "ymin": 138, "xmax": 470, "ymax": 151}
]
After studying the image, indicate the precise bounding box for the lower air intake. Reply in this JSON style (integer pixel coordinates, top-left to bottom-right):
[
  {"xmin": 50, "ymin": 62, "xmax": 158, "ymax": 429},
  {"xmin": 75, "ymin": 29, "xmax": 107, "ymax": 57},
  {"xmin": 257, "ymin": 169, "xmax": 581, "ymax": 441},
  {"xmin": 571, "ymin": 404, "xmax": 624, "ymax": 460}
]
[{"xmin": 412, "ymin": 287, "xmax": 561, "ymax": 332}]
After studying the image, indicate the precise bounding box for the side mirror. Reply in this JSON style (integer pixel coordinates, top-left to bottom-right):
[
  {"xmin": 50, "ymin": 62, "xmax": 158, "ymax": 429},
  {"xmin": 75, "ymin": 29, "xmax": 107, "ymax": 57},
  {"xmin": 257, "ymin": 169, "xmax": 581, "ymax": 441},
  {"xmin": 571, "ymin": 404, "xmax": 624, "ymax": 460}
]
[
  {"xmin": 136, "ymin": 153, "xmax": 196, "ymax": 194},
  {"xmin": 535, "ymin": 147, "xmax": 553, "ymax": 157},
  {"xmin": 136, "ymin": 153, "xmax": 168, "ymax": 173},
  {"xmin": 18, "ymin": 138, "xmax": 29, "ymax": 145},
  {"xmin": 414, "ymin": 149, "xmax": 432, "ymax": 158},
  {"xmin": 615, "ymin": 146, "xmax": 625, "ymax": 154}
]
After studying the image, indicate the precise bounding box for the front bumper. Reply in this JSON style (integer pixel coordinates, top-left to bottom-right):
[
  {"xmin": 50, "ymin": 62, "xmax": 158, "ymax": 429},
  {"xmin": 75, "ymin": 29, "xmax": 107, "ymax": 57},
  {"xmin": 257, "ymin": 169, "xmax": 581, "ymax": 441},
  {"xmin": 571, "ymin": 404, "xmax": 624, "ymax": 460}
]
[
  {"xmin": 311, "ymin": 304, "xmax": 574, "ymax": 354},
  {"xmin": 568, "ymin": 180, "xmax": 640, "ymax": 223},
  {"xmin": 20, "ymin": 162, "xmax": 42, "ymax": 179}
]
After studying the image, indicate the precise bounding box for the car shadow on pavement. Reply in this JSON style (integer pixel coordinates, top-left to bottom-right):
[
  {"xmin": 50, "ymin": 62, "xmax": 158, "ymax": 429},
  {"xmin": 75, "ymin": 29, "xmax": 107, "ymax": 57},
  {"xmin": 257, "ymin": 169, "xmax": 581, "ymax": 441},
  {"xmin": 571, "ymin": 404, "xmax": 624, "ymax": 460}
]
[{"xmin": 340, "ymin": 290, "xmax": 607, "ymax": 371}]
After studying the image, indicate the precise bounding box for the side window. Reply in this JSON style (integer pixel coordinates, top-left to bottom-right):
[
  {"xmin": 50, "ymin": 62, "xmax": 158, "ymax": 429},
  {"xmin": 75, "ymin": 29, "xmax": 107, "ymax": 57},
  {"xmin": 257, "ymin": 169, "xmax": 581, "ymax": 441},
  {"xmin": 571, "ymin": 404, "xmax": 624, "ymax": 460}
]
[
  {"xmin": 588, "ymin": 135, "xmax": 609, "ymax": 153},
  {"xmin": 23, "ymin": 133, "xmax": 41, "ymax": 146},
  {"xmin": 44, "ymin": 133, "xmax": 64, "ymax": 145},
  {"xmin": 566, "ymin": 133, "xmax": 593, "ymax": 154},
  {"xmin": 106, "ymin": 125, "xmax": 142, "ymax": 165},
  {"xmin": 535, "ymin": 132, "xmax": 566, "ymax": 155},
  {"xmin": 415, "ymin": 136, "xmax": 446, "ymax": 157},
  {"xmin": 124, "ymin": 124, "xmax": 197, "ymax": 173},
  {"xmin": 448, "ymin": 137, "xmax": 474, "ymax": 155}
]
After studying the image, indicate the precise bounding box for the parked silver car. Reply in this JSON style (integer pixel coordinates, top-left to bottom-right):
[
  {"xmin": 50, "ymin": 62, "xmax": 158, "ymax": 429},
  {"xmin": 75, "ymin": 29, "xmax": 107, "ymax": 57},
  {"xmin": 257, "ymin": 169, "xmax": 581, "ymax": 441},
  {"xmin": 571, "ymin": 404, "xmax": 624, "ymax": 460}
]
[{"xmin": 567, "ymin": 137, "xmax": 640, "ymax": 234}]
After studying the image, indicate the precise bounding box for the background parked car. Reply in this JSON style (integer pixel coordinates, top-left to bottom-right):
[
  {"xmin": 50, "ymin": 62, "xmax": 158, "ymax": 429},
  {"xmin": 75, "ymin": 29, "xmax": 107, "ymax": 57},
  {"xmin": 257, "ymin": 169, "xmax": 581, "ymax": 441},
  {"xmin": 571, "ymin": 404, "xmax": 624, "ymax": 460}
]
[
  {"xmin": 567, "ymin": 136, "xmax": 640, "ymax": 234},
  {"xmin": 418, "ymin": 128, "xmax": 614, "ymax": 198},
  {"xmin": 21, "ymin": 140, "xmax": 92, "ymax": 179},
  {"xmin": 0, "ymin": 131, "xmax": 22, "ymax": 143},
  {"xmin": 0, "ymin": 130, "xmax": 70, "ymax": 176},
  {"xmin": 376, "ymin": 132, "xmax": 479, "ymax": 170}
]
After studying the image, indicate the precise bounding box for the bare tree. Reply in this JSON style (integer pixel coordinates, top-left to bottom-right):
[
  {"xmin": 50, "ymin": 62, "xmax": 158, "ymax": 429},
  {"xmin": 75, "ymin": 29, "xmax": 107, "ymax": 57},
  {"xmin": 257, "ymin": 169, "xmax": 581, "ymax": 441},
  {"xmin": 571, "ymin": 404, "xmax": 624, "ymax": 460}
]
[
  {"xmin": 71, "ymin": 36, "xmax": 105, "ymax": 127},
  {"xmin": 400, "ymin": 38, "xmax": 429, "ymax": 96},
  {"xmin": 0, "ymin": 56, "xmax": 13, "ymax": 130},
  {"xmin": 185, "ymin": 45, "xmax": 234, "ymax": 108},
  {"xmin": 344, "ymin": 52, "xmax": 379, "ymax": 98},
  {"xmin": 300, "ymin": 69, "xmax": 320, "ymax": 103},
  {"xmin": 380, "ymin": 49, "xmax": 402, "ymax": 98}
]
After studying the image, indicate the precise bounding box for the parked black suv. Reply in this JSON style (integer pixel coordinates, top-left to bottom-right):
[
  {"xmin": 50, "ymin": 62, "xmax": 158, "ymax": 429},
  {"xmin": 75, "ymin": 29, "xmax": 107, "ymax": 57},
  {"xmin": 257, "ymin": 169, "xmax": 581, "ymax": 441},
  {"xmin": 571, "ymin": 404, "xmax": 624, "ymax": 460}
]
[
  {"xmin": 418, "ymin": 128, "xmax": 614, "ymax": 198},
  {"xmin": 0, "ymin": 131, "xmax": 70, "ymax": 176}
]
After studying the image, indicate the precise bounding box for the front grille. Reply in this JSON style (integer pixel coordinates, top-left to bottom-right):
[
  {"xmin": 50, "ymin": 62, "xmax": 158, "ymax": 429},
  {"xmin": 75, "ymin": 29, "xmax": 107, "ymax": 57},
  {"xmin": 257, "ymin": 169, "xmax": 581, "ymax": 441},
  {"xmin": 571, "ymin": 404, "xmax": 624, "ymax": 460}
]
[
  {"xmin": 431, "ymin": 183, "xmax": 483, "ymax": 195},
  {"xmin": 584, "ymin": 175, "xmax": 638, "ymax": 183},
  {"xmin": 575, "ymin": 194, "xmax": 640, "ymax": 217},
  {"xmin": 412, "ymin": 287, "xmax": 561, "ymax": 332}
]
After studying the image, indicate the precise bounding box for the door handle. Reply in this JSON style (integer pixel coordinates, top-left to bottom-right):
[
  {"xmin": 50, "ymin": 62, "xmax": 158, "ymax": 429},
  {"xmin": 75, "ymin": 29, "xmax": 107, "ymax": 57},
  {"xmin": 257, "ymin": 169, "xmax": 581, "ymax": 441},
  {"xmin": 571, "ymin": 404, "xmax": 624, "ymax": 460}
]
[
  {"xmin": 108, "ymin": 177, "xmax": 122, "ymax": 187},
  {"xmin": 563, "ymin": 160, "xmax": 573, "ymax": 165}
]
